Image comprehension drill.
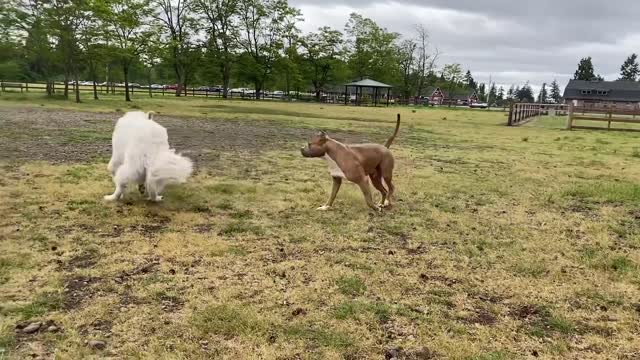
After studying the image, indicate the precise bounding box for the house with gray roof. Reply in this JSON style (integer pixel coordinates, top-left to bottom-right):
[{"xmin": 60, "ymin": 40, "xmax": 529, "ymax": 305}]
[{"xmin": 563, "ymin": 80, "xmax": 640, "ymax": 108}]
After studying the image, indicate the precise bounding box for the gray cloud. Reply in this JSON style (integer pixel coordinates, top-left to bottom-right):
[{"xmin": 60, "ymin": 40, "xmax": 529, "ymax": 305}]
[{"xmin": 289, "ymin": 0, "xmax": 640, "ymax": 92}]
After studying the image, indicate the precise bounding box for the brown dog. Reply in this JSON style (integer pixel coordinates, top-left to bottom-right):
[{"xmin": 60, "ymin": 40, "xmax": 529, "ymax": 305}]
[{"xmin": 301, "ymin": 114, "xmax": 400, "ymax": 211}]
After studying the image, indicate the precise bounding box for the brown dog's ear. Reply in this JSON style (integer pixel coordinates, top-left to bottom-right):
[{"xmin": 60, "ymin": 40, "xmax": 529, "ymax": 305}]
[{"xmin": 317, "ymin": 130, "xmax": 327, "ymax": 138}]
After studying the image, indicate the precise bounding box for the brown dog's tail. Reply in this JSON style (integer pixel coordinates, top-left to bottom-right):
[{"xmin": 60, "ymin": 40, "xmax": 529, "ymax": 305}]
[{"xmin": 384, "ymin": 114, "xmax": 401, "ymax": 148}]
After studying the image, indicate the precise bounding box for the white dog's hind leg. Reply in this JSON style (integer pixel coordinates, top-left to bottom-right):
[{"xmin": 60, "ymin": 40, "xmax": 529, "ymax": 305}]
[{"xmin": 104, "ymin": 183, "xmax": 125, "ymax": 201}]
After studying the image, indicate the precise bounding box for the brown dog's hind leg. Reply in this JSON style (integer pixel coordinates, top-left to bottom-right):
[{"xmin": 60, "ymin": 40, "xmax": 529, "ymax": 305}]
[
  {"xmin": 357, "ymin": 181, "xmax": 381, "ymax": 212},
  {"xmin": 317, "ymin": 177, "xmax": 342, "ymax": 211},
  {"xmin": 382, "ymin": 174, "xmax": 395, "ymax": 207},
  {"xmin": 370, "ymin": 173, "xmax": 388, "ymax": 207}
]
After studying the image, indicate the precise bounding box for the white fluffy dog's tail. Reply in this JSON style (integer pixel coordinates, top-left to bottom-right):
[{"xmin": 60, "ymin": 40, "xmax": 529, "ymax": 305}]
[{"xmin": 148, "ymin": 150, "xmax": 193, "ymax": 186}]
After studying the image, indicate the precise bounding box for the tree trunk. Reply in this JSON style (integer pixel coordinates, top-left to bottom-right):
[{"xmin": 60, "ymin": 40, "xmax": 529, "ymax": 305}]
[
  {"xmin": 315, "ymin": 90, "xmax": 321, "ymax": 102},
  {"xmin": 89, "ymin": 63, "xmax": 98, "ymax": 100},
  {"xmin": 255, "ymin": 81, "xmax": 261, "ymax": 100},
  {"xmin": 148, "ymin": 69, "xmax": 152, "ymax": 98},
  {"xmin": 64, "ymin": 77, "xmax": 69, "ymax": 99},
  {"xmin": 92, "ymin": 80, "xmax": 98, "ymax": 100},
  {"xmin": 222, "ymin": 63, "xmax": 231, "ymax": 99},
  {"xmin": 123, "ymin": 62, "xmax": 131, "ymax": 102},
  {"xmin": 74, "ymin": 70, "xmax": 81, "ymax": 103}
]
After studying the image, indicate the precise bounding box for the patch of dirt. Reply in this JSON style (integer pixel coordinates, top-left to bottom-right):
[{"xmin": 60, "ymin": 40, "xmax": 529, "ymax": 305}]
[
  {"xmin": 193, "ymin": 223, "xmax": 214, "ymax": 233},
  {"xmin": 459, "ymin": 308, "xmax": 497, "ymax": 326},
  {"xmin": 64, "ymin": 251, "xmax": 97, "ymax": 271},
  {"xmin": 63, "ymin": 275, "xmax": 101, "ymax": 310},
  {"xmin": 0, "ymin": 106, "xmax": 366, "ymax": 165},
  {"xmin": 508, "ymin": 303, "xmax": 548, "ymax": 321},
  {"xmin": 384, "ymin": 346, "xmax": 439, "ymax": 360}
]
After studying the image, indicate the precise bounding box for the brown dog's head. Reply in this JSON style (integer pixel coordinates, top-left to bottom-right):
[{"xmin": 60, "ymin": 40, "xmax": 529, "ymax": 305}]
[{"xmin": 300, "ymin": 131, "xmax": 329, "ymax": 158}]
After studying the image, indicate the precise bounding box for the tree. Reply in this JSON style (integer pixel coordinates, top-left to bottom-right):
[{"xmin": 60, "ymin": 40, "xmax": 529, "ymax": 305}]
[
  {"xmin": 516, "ymin": 82, "xmax": 534, "ymax": 102},
  {"xmin": 153, "ymin": 0, "xmax": 197, "ymax": 96},
  {"xmin": 4, "ymin": 0, "xmax": 58, "ymax": 94},
  {"xmin": 195, "ymin": 0, "xmax": 238, "ymax": 97},
  {"xmin": 441, "ymin": 63, "xmax": 462, "ymax": 107},
  {"xmin": 413, "ymin": 24, "xmax": 438, "ymax": 97},
  {"xmin": 497, "ymin": 86, "xmax": 504, "ymax": 101},
  {"xmin": 487, "ymin": 83, "xmax": 496, "ymax": 105},
  {"xmin": 301, "ymin": 26, "xmax": 344, "ymax": 101},
  {"xmin": 464, "ymin": 70, "xmax": 476, "ymax": 89},
  {"xmin": 345, "ymin": 13, "xmax": 401, "ymax": 85},
  {"xmin": 477, "ymin": 83, "xmax": 486, "ymax": 102},
  {"xmin": 619, "ymin": 53, "xmax": 639, "ymax": 81},
  {"xmin": 537, "ymin": 82, "xmax": 548, "ymax": 103},
  {"xmin": 574, "ymin": 57, "xmax": 602, "ymax": 81},
  {"xmin": 95, "ymin": 0, "xmax": 152, "ymax": 102},
  {"xmin": 507, "ymin": 85, "xmax": 514, "ymax": 100},
  {"xmin": 549, "ymin": 79, "xmax": 562, "ymax": 103},
  {"xmin": 397, "ymin": 38, "xmax": 416, "ymax": 99},
  {"xmin": 237, "ymin": 0, "xmax": 301, "ymax": 99}
]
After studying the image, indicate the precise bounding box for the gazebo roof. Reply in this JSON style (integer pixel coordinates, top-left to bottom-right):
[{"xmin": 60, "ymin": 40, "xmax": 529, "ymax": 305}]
[{"xmin": 345, "ymin": 78, "xmax": 393, "ymax": 88}]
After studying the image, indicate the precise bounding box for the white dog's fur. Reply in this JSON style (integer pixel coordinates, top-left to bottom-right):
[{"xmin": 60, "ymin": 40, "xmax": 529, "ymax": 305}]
[{"xmin": 105, "ymin": 111, "xmax": 193, "ymax": 201}]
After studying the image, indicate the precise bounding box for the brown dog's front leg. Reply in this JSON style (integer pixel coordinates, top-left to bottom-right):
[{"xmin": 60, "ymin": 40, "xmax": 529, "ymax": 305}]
[
  {"xmin": 317, "ymin": 177, "xmax": 342, "ymax": 210},
  {"xmin": 357, "ymin": 181, "xmax": 381, "ymax": 212}
]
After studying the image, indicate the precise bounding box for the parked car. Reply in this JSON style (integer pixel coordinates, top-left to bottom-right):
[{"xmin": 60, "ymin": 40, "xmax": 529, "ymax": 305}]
[
  {"xmin": 469, "ymin": 102, "xmax": 488, "ymax": 109},
  {"xmin": 150, "ymin": 84, "xmax": 164, "ymax": 89},
  {"xmin": 164, "ymin": 84, "xmax": 178, "ymax": 90},
  {"xmin": 195, "ymin": 85, "xmax": 210, "ymax": 91},
  {"xmin": 128, "ymin": 83, "xmax": 141, "ymax": 88},
  {"xmin": 271, "ymin": 90, "xmax": 284, "ymax": 98}
]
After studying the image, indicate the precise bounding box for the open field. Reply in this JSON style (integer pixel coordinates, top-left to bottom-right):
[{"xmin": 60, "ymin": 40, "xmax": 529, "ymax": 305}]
[{"xmin": 1, "ymin": 93, "xmax": 640, "ymax": 359}]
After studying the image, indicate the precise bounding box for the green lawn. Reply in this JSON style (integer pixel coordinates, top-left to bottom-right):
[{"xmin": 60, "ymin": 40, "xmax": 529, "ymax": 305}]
[{"xmin": 1, "ymin": 93, "xmax": 639, "ymax": 359}]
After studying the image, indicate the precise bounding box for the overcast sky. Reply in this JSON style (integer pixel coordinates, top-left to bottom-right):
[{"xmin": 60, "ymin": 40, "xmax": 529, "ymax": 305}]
[{"xmin": 290, "ymin": 0, "xmax": 640, "ymax": 93}]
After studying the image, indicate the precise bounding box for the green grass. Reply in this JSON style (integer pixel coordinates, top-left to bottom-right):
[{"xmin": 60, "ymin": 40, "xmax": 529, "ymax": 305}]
[
  {"xmin": 1, "ymin": 93, "xmax": 640, "ymax": 358},
  {"xmin": 335, "ymin": 275, "xmax": 367, "ymax": 297}
]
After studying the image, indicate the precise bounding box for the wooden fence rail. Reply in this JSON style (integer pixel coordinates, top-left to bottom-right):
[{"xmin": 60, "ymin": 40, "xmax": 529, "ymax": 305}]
[
  {"xmin": 507, "ymin": 103, "xmax": 568, "ymax": 126},
  {"xmin": 566, "ymin": 103, "xmax": 640, "ymax": 131},
  {"xmin": 0, "ymin": 81, "xmax": 320, "ymax": 102}
]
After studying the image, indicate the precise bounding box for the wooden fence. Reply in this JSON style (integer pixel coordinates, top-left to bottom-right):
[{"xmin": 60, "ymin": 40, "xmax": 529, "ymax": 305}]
[
  {"xmin": 566, "ymin": 103, "xmax": 640, "ymax": 131},
  {"xmin": 0, "ymin": 81, "xmax": 321, "ymax": 102},
  {"xmin": 507, "ymin": 103, "xmax": 568, "ymax": 126}
]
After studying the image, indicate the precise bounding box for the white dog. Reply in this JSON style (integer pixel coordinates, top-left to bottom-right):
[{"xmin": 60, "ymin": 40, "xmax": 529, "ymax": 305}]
[{"xmin": 104, "ymin": 111, "xmax": 193, "ymax": 201}]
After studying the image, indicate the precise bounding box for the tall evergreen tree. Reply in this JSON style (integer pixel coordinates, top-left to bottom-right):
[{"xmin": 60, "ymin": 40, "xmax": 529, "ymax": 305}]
[
  {"xmin": 464, "ymin": 70, "xmax": 476, "ymax": 89},
  {"xmin": 497, "ymin": 86, "xmax": 504, "ymax": 101},
  {"xmin": 573, "ymin": 57, "xmax": 599, "ymax": 81},
  {"xmin": 477, "ymin": 83, "xmax": 486, "ymax": 101},
  {"xmin": 619, "ymin": 53, "xmax": 639, "ymax": 81},
  {"xmin": 549, "ymin": 79, "xmax": 562, "ymax": 103},
  {"xmin": 537, "ymin": 83, "xmax": 548, "ymax": 103},
  {"xmin": 507, "ymin": 85, "xmax": 514, "ymax": 100}
]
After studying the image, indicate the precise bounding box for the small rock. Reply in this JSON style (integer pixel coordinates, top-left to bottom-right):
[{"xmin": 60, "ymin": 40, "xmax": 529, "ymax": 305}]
[
  {"xmin": 47, "ymin": 326, "xmax": 59, "ymax": 332},
  {"xmin": 22, "ymin": 322, "xmax": 42, "ymax": 334},
  {"xmin": 88, "ymin": 340, "xmax": 106, "ymax": 350}
]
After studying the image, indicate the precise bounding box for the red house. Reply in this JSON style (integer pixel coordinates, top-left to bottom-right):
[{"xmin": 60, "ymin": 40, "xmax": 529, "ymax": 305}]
[{"xmin": 426, "ymin": 87, "xmax": 479, "ymax": 105}]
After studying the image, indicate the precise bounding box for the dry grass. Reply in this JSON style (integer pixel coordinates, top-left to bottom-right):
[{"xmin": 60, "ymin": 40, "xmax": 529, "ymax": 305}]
[{"xmin": 1, "ymin": 93, "xmax": 640, "ymax": 359}]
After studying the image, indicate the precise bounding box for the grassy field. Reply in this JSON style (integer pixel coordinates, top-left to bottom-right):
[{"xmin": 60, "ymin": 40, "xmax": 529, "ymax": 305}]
[{"xmin": 1, "ymin": 93, "xmax": 639, "ymax": 359}]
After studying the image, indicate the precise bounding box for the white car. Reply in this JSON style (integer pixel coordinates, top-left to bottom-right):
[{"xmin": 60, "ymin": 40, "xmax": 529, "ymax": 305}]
[{"xmin": 469, "ymin": 102, "xmax": 488, "ymax": 109}]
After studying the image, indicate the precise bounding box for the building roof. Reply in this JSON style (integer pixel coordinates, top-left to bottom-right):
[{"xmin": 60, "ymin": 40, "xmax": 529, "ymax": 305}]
[
  {"xmin": 563, "ymin": 80, "xmax": 640, "ymax": 102},
  {"xmin": 345, "ymin": 78, "xmax": 393, "ymax": 88},
  {"xmin": 426, "ymin": 86, "xmax": 476, "ymax": 99}
]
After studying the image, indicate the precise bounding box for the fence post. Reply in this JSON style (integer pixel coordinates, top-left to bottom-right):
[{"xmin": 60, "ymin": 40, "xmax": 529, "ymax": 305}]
[
  {"xmin": 26, "ymin": 83, "xmax": 29, "ymax": 92},
  {"xmin": 566, "ymin": 102, "xmax": 574, "ymax": 130},
  {"xmin": 508, "ymin": 102, "xmax": 514, "ymax": 126}
]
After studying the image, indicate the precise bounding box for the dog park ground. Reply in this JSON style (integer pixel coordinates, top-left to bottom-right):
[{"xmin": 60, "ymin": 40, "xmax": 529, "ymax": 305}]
[{"xmin": 1, "ymin": 93, "xmax": 639, "ymax": 359}]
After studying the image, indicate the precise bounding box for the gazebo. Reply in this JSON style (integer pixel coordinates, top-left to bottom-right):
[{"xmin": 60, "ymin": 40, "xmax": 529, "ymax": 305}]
[{"xmin": 344, "ymin": 79, "xmax": 393, "ymax": 106}]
